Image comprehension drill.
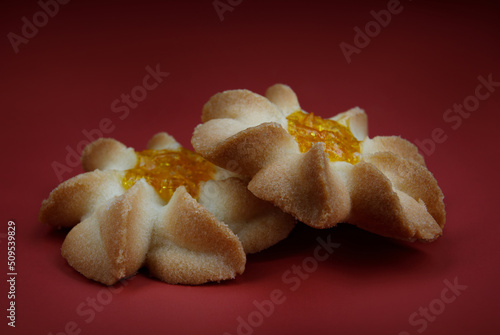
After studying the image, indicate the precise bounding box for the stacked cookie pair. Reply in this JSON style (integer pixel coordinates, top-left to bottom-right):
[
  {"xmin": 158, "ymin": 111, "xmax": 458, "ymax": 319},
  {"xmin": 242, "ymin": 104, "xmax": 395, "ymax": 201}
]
[{"xmin": 39, "ymin": 84, "xmax": 445, "ymax": 285}]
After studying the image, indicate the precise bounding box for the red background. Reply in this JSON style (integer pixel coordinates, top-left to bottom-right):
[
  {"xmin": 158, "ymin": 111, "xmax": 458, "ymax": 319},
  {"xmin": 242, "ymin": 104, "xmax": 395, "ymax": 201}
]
[{"xmin": 1, "ymin": 0, "xmax": 499, "ymax": 334}]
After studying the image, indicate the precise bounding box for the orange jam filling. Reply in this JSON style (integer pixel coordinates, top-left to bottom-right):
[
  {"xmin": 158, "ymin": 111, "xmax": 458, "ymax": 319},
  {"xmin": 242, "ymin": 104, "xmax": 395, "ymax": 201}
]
[
  {"xmin": 122, "ymin": 148, "xmax": 216, "ymax": 203},
  {"xmin": 287, "ymin": 110, "xmax": 360, "ymax": 164}
]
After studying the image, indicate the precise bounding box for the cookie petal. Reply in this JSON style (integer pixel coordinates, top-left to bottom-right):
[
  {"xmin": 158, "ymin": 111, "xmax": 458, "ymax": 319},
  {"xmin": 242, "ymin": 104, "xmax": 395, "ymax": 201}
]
[
  {"xmin": 362, "ymin": 151, "xmax": 445, "ymax": 228},
  {"xmin": 193, "ymin": 121, "xmax": 299, "ymax": 177},
  {"xmin": 361, "ymin": 136, "xmax": 426, "ymax": 166},
  {"xmin": 39, "ymin": 170, "xmax": 124, "ymax": 227},
  {"xmin": 330, "ymin": 107, "xmax": 368, "ymax": 141},
  {"xmin": 61, "ymin": 180, "xmax": 156, "ymax": 285},
  {"xmin": 198, "ymin": 178, "xmax": 296, "ymax": 254},
  {"xmin": 265, "ymin": 83, "xmax": 300, "ymax": 116},
  {"xmin": 347, "ymin": 160, "xmax": 442, "ymax": 242},
  {"xmin": 249, "ymin": 143, "xmax": 351, "ymax": 228},
  {"xmin": 146, "ymin": 186, "xmax": 246, "ymax": 284},
  {"xmin": 202, "ymin": 89, "xmax": 286, "ymax": 127},
  {"xmin": 146, "ymin": 132, "xmax": 182, "ymax": 150},
  {"xmin": 82, "ymin": 138, "xmax": 137, "ymax": 172}
]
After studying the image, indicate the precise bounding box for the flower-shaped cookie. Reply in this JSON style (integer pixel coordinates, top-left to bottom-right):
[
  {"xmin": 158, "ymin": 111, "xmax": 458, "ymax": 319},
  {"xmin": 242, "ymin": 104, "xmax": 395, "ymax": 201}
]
[
  {"xmin": 192, "ymin": 84, "xmax": 446, "ymax": 242},
  {"xmin": 39, "ymin": 132, "xmax": 295, "ymax": 285}
]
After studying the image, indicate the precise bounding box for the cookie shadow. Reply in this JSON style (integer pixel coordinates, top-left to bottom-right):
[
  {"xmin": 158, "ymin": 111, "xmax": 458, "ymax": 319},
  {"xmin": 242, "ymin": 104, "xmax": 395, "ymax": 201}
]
[{"xmin": 246, "ymin": 222, "xmax": 433, "ymax": 280}]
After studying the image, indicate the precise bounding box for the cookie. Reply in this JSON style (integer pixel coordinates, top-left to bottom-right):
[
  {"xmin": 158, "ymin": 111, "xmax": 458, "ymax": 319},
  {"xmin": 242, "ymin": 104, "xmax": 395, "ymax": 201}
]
[
  {"xmin": 39, "ymin": 132, "xmax": 295, "ymax": 285},
  {"xmin": 192, "ymin": 84, "xmax": 445, "ymax": 242}
]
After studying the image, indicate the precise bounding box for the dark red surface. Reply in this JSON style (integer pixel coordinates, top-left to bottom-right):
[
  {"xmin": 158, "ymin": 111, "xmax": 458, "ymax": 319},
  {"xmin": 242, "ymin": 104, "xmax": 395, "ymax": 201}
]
[{"xmin": 1, "ymin": 1, "xmax": 499, "ymax": 334}]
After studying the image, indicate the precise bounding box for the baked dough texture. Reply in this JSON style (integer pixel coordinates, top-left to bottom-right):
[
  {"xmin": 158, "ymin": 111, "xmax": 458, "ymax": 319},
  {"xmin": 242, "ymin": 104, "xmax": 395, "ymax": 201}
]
[
  {"xmin": 39, "ymin": 132, "xmax": 295, "ymax": 285},
  {"xmin": 192, "ymin": 84, "xmax": 446, "ymax": 242}
]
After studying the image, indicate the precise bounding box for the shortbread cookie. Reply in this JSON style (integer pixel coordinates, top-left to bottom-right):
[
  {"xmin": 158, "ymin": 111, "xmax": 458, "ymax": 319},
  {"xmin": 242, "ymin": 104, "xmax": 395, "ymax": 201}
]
[
  {"xmin": 192, "ymin": 84, "xmax": 446, "ymax": 242},
  {"xmin": 39, "ymin": 132, "xmax": 295, "ymax": 285}
]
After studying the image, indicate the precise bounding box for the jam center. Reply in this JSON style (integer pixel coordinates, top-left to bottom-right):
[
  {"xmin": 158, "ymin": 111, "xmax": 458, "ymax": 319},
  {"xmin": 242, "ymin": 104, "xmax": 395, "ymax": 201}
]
[
  {"xmin": 122, "ymin": 148, "xmax": 216, "ymax": 202},
  {"xmin": 287, "ymin": 110, "xmax": 360, "ymax": 164}
]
